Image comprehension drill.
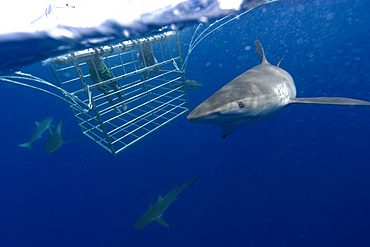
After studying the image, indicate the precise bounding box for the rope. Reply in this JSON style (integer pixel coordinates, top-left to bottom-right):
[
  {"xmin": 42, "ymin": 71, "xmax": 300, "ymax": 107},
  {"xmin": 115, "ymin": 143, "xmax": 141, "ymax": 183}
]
[
  {"xmin": 0, "ymin": 72, "xmax": 92, "ymax": 113},
  {"xmin": 181, "ymin": 0, "xmax": 281, "ymax": 72},
  {"xmin": 172, "ymin": 59, "xmax": 180, "ymax": 71}
]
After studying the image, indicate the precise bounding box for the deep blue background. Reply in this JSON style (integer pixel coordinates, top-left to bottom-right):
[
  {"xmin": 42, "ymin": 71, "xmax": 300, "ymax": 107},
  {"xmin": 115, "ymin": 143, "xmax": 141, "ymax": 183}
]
[{"xmin": 1, "ymin": 0, "xmax": 370, "ymax": 246}]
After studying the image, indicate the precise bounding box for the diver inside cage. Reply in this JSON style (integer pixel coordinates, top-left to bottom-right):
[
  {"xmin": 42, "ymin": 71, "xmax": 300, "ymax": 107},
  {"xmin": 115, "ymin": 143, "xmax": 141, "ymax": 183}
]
[
  {"xmin": 137, "ymin": 43, "xmax": 160, "ymax": 83},
  {"xmin": 43, "ymin": 49, "xmax": 127, "ymax": 114}
]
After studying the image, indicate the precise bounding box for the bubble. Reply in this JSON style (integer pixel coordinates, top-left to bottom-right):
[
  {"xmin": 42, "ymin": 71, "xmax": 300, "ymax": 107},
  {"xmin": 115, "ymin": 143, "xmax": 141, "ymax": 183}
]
[
  {"xmin": 296, "ymin": 4, "xmax": 304, "ymax": 13},
  {"xmin": 325, "ymin": 12, "xmax": 335, "ymax": 20}
]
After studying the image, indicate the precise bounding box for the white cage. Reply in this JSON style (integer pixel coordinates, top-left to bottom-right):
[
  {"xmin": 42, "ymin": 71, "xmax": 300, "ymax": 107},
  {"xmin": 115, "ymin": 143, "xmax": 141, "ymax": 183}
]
[{"xmin": 50, "ymin": 31, "xmax": 189, "ymax": 155}]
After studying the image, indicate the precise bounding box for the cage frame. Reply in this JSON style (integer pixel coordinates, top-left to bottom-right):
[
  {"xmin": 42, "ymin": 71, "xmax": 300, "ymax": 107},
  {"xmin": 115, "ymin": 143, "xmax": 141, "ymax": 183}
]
[{"xmin": 50, "ymin": 31, "xmax": 189, "ymax": 155}]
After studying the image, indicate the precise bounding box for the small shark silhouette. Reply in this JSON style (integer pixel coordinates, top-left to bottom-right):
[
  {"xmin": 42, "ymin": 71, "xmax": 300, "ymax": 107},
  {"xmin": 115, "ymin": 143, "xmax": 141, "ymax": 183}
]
[
  {"xmin": 170, "ymin": 78, "xmax": 202, "ymax": 90},
  {"xmin": 42, "ymin": 118, "xmax": 77, "ymax": 154},
  {"xmin": 134, "ymin": 176, "xmax": 200, "ymax": 230},
  {"xmin": 19, "ymin": 117, "xmax": 53, "ymax": 150}
]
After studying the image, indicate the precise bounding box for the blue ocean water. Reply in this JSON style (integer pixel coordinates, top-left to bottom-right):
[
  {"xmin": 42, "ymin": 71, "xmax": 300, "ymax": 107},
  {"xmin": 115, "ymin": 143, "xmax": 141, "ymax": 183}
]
[{"xmin": 1, "ymin": 0, "xmax": 370, "ymax": 246}]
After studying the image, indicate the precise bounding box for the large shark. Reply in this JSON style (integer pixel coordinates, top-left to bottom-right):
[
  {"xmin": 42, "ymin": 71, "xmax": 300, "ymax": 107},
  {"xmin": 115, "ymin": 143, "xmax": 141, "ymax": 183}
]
[
  {"xmin": 134, "ymin": 176, "xmax": 200, "ymax": 230},
  {"xmin": 43, "ymin": 118, "xmax": 76, "ymax": 154},
  {"xmin": 19, "ymin": 117, "xmax": 53, "ymax": 150},
  {"xmin": 187, "ymin": 40, "xmax": 370, "ymax": 138}
]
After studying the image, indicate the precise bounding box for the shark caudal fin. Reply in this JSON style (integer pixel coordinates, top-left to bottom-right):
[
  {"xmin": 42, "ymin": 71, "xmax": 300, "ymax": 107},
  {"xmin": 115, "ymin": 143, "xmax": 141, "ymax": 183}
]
[
  {"xmin": 19, "ymin": 142, "xmax": 31, "ymax": 150},
  {"xmin": 289, "ymin": 97, "xmax": 370, "ymax": 105}
]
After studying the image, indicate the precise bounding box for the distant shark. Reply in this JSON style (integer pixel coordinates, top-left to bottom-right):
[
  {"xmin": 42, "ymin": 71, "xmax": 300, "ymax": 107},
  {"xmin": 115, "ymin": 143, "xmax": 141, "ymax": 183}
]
[
  {"xmin": 42, "ymin": 118, "xmax": 76, "ymax": 154},
  {"xmin": 187, "ymin": 40, "xmax": 370, "ymax": 138},
  {"xmin": 170, "ymin": 78, "xmax": 202, "ymax": 90},
  {"xmin": 134, "ymin": 176, "xmax": 200, "ymax": 230},
  {"xmin": 19, "ymin": 117, "xmax": 53, "ymax": 150}
]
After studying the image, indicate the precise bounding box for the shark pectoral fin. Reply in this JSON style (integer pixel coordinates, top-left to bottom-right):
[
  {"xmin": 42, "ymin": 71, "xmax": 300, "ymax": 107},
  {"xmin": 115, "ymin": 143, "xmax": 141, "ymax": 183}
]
[
  {"xmin": 35, "ymin": 121, "xmax": 40, "ymax": 127},
  {"xmin": 221, "ymin": 125, "xmax": 241, "ymax": 138},
  {"xmin": 48, "ymin": 127, "xmax": 53, "ymax": 135},
  {"xmin": 157, "ymin": 195, "xmax": 163, "ymax": 203},
  {"xmin": 290, "ymin": 97, "xmax": 370, "ymax": 105},
  {"xmin": 63, "ymin": 138, "xmax": 78, "ymax": 144},
  {"xmin": 156, "ymin": 216, "xmax": 169, "ymax": 228}
]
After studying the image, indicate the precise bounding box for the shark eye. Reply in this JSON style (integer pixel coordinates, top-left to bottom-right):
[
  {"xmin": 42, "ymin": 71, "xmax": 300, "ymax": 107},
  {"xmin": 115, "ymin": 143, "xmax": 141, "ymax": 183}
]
[{"xmin": 238, "ymin": 101, "xmax": 244, "ymax": 107}]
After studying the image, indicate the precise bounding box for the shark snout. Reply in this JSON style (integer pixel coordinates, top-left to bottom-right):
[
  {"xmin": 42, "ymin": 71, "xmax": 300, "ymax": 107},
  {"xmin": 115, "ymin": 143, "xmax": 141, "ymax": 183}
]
[
  {"xmin": 186, "ymin": 110, "xmax": 200, "ymax": 122},
  {"xmin": 187, "ymin": 109, "xmax": 221, "ymax": 124}
]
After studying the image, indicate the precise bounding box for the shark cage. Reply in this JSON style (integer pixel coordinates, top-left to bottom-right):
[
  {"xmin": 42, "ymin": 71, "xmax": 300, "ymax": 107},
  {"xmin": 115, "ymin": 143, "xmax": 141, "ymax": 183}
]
[
  {"xmin": 48, "ymin": 31, "xmax": 189, "ymax": 155},
  {"xmin": 0, "ymin": 1, "xmax": 285, "ymax": 156}
]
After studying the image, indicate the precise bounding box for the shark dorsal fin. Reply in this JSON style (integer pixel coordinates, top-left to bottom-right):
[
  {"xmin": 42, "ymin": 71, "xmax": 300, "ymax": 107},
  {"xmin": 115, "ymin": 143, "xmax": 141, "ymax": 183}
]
[
  {"xmin": 56, "ymin": 118, "xmax": 63, "ymax": 134},
  {"xmin": 255, "ymin": 40, "xmax": 269, "ymax": 64},
  {"xmin": 155, "ymin": 215, "xmax": 169, "ymax": 228},
  {"xmin": 35, "ymin": 121, "xmax": 40, "ymax": 127},
  {"xmin": 157, "ymin": 195, "xmax": 163, "ymax": 203},
  {"xmin": 149, "ymin": 203, "xmax": 153, "ymax": 209}
]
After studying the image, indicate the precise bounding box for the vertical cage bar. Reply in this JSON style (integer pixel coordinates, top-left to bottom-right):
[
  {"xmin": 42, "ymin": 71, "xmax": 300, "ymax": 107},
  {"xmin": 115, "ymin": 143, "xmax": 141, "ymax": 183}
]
[
  {"xmin": 175, "ymin": 33, "xmax": 190, "ymax": 110},
  {"xmin": 71, "ymin": 54, "xmax": 116, "ymax": 154}
]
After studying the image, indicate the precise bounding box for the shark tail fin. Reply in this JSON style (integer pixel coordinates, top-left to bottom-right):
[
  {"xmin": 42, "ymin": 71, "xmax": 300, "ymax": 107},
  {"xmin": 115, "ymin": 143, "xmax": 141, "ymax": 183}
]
[
  {"xmin": 19, "ymin": 142, "xmax": 31, "ymax": 151},
  {"xmin": 290, "ymin": 97, "xmax": 370, "ymax": 105},
  {"xmin": 156, "ymin": 216, "xmax": 169, "ymax": 228},
  {"xmin": 57, "ymin": 118, "xmax": 63, "ymax": 134},
  {"xmin": 186, "ymin": 176, "xmax": 201, "ymax": 187},
  {"xmin": 255, "ymin": 40, "xmax": 268, "ymax": 64}
]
